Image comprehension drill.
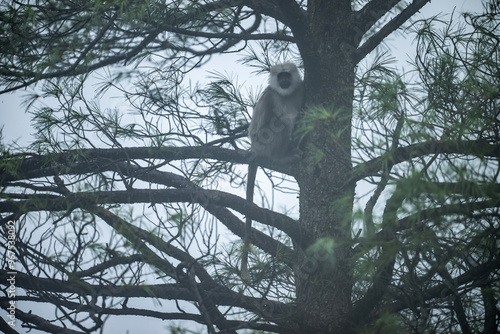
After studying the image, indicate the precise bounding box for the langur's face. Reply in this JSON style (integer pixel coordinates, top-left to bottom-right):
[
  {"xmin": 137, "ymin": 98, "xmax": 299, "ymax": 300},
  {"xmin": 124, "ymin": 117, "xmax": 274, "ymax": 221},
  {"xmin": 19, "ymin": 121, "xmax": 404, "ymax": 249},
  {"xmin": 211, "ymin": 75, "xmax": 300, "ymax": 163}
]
[
  {"xmin": 269, "ymin": 62, "xmax": 301, "ymax": 96},
  {"xmin": 277, "ymin": 72, "xmax": 292, "ymax": 89}
]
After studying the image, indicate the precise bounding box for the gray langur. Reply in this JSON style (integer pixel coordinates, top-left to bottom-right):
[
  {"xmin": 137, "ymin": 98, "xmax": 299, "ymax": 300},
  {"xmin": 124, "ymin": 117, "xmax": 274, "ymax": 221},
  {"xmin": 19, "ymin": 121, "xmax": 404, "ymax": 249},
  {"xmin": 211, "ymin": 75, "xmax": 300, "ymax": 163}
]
[{"xmin": 241, "ymin": 62, "xmax": 304, "ymax": 279}]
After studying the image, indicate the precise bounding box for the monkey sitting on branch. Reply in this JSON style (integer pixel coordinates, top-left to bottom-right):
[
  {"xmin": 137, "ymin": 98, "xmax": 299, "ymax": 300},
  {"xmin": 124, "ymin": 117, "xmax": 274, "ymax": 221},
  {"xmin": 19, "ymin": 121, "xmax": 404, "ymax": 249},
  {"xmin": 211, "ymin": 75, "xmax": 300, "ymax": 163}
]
[{"xmin": 241, "ymin": 62, "xmax": 304, "ymax": 280}]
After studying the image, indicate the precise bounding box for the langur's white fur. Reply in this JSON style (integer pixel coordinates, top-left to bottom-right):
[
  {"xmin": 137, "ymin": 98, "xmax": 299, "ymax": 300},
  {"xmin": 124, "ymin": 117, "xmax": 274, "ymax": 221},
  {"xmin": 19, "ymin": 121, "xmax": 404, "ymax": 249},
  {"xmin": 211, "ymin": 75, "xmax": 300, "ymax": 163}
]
[
  {"xmin": 248, "ymin": 62, "xmax": 304, "ymax": 159},
  {"xmin": 268, "ymin": 62, "xmax": 303, "ymax": 96},
  {"xmin": 241, "ymin": 62, "xmax": 304, "ymax": 279}
]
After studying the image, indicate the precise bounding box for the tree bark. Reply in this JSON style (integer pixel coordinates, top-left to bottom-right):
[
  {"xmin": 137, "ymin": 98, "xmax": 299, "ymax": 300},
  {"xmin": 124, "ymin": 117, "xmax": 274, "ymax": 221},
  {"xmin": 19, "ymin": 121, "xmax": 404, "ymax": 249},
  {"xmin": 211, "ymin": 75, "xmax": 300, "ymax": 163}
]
[{"xmin": 293, "ymin": 1, "xmax": 357, "ymax": 332}]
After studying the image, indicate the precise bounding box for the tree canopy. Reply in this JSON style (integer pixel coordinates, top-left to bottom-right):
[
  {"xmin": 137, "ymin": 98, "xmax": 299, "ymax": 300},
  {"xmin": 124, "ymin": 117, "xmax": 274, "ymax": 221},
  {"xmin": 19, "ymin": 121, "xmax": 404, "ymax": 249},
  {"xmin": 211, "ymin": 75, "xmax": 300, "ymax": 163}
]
[{"xmin": 0, "ymin": 0, "xmax": 499, "ymax": 333}]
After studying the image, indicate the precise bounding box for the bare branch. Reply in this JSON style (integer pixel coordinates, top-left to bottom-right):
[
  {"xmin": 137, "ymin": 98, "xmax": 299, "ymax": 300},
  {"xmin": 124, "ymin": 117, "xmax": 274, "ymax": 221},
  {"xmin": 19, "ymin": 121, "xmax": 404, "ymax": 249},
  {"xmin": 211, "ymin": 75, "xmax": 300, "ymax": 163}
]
[
  {"xmin": 354, "ymin": 198, "xmax": 500, "ymax": 255},
  {"xmin": 389, "ymin": 256, "xmax": 500, "ymax": 314},
  {"xmin": 356, "ymin": 0, "xmax": 431, "ymax": 62},
  {"xmin": 0, "ymin": 269, "xmax": 296, "ymax": 328},
  {"xmin": 0, "ymin": 301, "xmax": 86, "ymax": 334},
  {"xmin": 355, "ymin": 0, "xmax": 401, "ymax": 34},
  {"xmin": 350, "ymin": 183, "xmax": 404, "ymax": 324},
  {"xmin": 0, "ymin": 317, "xmax": 21, "ymax": 334},
  {"xmin": 0, "ymin": 187, "xmax": 299, "ymax": 249},
  {"xmin": 351, "ymin": 140, "xmax": 500, "ymax": 183},
  {"xmin": 0, "ymin": 146, "xmax": 298, "ymax": 185}
]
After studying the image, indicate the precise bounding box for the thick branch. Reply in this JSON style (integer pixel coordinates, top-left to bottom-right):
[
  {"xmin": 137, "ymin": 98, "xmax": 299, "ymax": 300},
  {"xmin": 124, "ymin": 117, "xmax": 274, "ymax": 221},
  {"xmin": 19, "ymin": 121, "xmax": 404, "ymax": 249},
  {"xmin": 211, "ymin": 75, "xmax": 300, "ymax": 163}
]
[
  {"xmin": 0, "ymin": 270, "xmax": 294, "ymax": 327},
  {"xmin": 354, "ymin": 199, "xmax": 500, "ymax": 254},
  {"xmin": 356, "ymin": 0, "xmax": 431, "ymax": 62},
  {"xmin": 275, "ymin": 0, "xmax": 311, "ymax": 57},
  {"xmin": 1, "ymin": 181, "xmax": 299, "ymax": 325},
  {"xmin": 115, "ymin": 163, "xmax": 298, "ymax": 261},
  {"xmin": 350, "ymin": 183, "xmax": 405, "ymax": 324},
  {"xmin": 0, "ymin": 148, "xmax": 299, "ymax": 263},
  {"xmin": 78, "ymin": 207, "xmax": 295, "ymax": 330},
  {"xmin": 355, "ymin": 0, "xmax": 400, "ymax": 33},
  {"xmin": 0, "ymin": 301, "xmax": 85, "ymax": 334},
  {"xmin": 351, "ymin": 140, "xmax": 500, "ymax": 183},
  {"xmin": 1, "ymin": 295, "xmax": 281, "ymax": 332},
  {"xmin": 0, "ymin": 186, "xmax": 299, "ymax": 247},
  {"xmin": 0, "ymin": 146, "xmax": 297, "ymax": 184},
  {"xmin": 389, "ymin": 257, "xmax": 500, "ymax": 313},
  {"xmin": 437, "ymin": 268, "xmax": 472, "ymax": 334},
  {"xmin": 244, "ymin": 0, "xmax": 312, "ymax": 56},
  {"xmin": 0, "ymin": 317, "xmax": 21, "ymax": 334},
  {"xmin": 482, "ymin": 282, "xmax": 498, "ymax": 333},
  {"xmin": 157, "ymin": 21, "xmax": 294, "ymax": 44}
]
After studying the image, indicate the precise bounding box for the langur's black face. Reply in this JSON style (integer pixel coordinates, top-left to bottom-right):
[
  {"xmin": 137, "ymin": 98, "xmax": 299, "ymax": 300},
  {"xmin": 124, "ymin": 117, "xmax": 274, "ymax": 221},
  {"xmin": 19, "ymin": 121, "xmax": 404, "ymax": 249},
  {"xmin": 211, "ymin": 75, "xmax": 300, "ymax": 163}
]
[{"xmin": 277, "ymin": 72, "xmax": 292, "ymax": 89}]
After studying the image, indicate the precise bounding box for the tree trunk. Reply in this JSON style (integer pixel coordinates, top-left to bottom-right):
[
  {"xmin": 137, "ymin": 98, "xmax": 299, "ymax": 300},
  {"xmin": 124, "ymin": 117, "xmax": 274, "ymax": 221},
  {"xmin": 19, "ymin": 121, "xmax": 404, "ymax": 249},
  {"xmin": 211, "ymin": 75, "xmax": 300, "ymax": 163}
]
[{"xmin": 294, "ymin": 1, "xmax": 357, "ymax": 332}]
